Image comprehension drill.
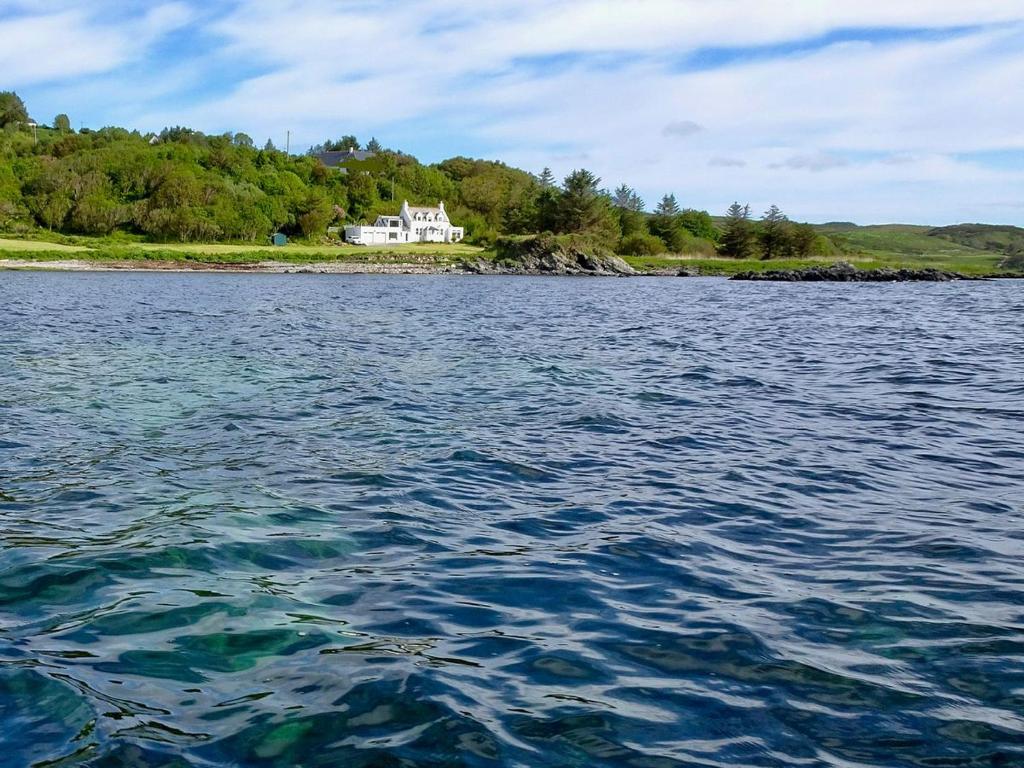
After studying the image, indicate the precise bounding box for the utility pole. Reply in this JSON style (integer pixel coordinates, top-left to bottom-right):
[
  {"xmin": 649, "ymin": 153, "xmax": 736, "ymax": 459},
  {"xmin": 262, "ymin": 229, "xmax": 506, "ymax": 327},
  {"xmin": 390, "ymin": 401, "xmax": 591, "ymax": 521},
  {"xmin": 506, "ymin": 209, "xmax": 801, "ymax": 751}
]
[{"xmin": 286, "ymin": 131, "xmax": 290, "ymax": 155}]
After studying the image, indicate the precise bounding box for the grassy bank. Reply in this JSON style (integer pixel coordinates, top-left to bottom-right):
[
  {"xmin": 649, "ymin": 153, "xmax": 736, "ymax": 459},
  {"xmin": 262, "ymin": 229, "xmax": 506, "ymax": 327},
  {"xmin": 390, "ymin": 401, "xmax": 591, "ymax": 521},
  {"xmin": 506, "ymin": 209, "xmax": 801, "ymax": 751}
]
[
  {"xmin": 0, "ymin": 231, "xmax": 1013, "ymax": 276},
  {"xmin": 623, "ymin": 252, "xmax": 1005, "ymax": 277},
  {"xmin": 0, "ymin": 236, "xmax": 483, "ymax": 266}
]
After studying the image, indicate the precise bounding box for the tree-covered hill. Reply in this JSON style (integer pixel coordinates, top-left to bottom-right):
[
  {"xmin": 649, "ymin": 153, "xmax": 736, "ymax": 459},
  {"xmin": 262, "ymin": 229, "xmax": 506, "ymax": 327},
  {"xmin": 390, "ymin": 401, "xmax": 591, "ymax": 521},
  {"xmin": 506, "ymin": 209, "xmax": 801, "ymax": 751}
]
[
  {"xmin": 0, "ymin": 91, "xmax": 768, "ymax": 259},
  {"xmin": 1, "ymin": 90, "xmax": 1020, "ymax": 272}
]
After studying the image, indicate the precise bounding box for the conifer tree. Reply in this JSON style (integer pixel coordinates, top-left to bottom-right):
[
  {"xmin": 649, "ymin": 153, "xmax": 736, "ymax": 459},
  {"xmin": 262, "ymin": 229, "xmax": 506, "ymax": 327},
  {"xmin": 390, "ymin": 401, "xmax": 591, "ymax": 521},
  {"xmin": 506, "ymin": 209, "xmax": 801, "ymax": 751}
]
[
  {"xmin": 655, "ymin": 193, "xmax": 681, "ymax": 216},
  {"xmin": 759, "ymin": 204, "xmax": 790, "ymax": 260},
  {"xmin": 718, "ymin": 202, "xmax": 757, "ymax": 259},
  {"xmin": 612, "ymin": 184, "xmax": 644, "ymax": 212}
]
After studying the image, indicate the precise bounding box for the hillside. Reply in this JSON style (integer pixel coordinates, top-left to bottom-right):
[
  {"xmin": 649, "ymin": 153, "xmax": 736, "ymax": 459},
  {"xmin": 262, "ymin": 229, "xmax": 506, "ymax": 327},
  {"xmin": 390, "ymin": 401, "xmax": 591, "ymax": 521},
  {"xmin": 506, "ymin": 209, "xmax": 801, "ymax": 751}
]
[{"xmin": 812, "ymin": 223, "xmax": 1012, "ymax": 273}]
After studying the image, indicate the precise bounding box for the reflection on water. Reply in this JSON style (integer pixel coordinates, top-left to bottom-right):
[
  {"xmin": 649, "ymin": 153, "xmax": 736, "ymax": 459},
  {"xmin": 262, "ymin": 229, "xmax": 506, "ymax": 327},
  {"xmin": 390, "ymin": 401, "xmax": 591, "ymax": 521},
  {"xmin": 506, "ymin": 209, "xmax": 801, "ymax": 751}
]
[{"xmin": 1, "ymin": 273, "xmax": 1023, "ymax": 767}]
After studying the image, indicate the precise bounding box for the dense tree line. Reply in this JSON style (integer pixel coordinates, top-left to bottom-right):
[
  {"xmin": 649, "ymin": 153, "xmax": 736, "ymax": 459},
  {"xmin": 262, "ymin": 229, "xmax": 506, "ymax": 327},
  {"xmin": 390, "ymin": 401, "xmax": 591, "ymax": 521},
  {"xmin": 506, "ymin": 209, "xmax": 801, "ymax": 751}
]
[
  {"xmin": 718, "ymin": 202, "xmax": 831, "ymax": 260},
  {"xmin": 0, "ymin": 91, "xmax": 827, "ymax": 257}
]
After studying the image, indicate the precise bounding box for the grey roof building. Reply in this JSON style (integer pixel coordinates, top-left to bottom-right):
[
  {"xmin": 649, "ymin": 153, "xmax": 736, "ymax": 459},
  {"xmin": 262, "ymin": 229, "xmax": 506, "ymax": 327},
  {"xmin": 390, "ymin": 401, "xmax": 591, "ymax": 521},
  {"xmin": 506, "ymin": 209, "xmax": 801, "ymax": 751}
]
[{"xmin": 315, "ymin": 148, "xmax": 377, "ymax": 169}]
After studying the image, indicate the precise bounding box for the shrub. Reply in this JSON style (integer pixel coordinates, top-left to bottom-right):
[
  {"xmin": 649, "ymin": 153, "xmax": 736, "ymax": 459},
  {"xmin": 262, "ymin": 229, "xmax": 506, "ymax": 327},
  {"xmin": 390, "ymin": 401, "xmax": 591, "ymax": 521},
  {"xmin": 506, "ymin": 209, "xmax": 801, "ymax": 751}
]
[{"xmin": 617, "ymin": 232, "xmax": 667, "ymax": 256}]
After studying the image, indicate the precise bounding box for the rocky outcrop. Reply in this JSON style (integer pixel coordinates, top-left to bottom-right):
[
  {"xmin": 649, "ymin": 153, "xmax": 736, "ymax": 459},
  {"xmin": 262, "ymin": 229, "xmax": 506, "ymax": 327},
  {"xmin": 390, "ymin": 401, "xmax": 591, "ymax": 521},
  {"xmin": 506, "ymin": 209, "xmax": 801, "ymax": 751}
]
[
  {"xmin": 731, "ymin": 261, "xmax": 970, "ymax": 282},
  {"xmin": 463, "ymin": 235, "xmax": 636, "ymax": 276}
]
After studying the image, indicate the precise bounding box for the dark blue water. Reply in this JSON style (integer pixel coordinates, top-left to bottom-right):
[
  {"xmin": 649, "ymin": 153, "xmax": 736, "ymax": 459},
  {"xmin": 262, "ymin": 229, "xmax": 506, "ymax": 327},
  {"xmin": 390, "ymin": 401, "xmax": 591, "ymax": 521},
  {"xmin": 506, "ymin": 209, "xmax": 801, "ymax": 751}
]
[{"xmin": 1, "ymin": 272, "xmax": 1023, "ymax": 768}]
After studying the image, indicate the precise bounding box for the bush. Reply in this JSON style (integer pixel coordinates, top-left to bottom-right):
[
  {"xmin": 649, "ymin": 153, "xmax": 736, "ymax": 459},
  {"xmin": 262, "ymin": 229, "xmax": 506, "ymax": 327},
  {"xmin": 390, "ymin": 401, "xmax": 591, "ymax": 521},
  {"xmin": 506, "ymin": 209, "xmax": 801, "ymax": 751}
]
[
  {"xmin": 669, "ymin": 230, "xmax": 716, "ymax": 256},
  {"xmin": 1001, "ymin": 247, "xmax": 1024, "ymax": 270},
  {"xmin": 617, "ymin": 232, "xmax": 667, "ymax": 256}
]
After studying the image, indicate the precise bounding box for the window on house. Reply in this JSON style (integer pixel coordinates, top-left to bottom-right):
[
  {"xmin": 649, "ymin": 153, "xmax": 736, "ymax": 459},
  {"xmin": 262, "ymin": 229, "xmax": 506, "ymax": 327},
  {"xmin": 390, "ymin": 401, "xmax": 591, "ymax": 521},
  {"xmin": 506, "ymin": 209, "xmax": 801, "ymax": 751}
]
[{"xmin": 389, "ymin": 232, "xmax": 397, "ymax": 240}]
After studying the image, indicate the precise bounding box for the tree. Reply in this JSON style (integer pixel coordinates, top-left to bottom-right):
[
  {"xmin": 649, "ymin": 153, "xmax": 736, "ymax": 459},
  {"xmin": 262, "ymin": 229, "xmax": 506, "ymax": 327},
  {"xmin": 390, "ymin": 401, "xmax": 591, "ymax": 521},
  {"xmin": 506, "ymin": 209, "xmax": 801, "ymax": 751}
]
[
  {"xmin": 0, "ymin": 91, "xmax": 28, "ymax": 128},
  {"xmin": 296, "ymin": 190, "xmax": 335, "ymax": 238},
  {"xmin": 232, "ymin": 132, "xmax": 254, "ymax": 148},
  {"xmin": 655, "ymin": 193, "xmax": 680, "ymax": 216},
  {"xmin": 612, "ymin": 184, "xmax": 644, "ymax": 212},
  {"xmin": 366, "ymin": 137, "xmax": 382, "ymax": 153},
  {"xmin": 53, "ymin": 114, "xmax": 71, "ymax": 133},
  {"xmin": 537, "ymin": 167, "xmax": 556, "ymax": 189},
  {"xmin": 345, "ymin": 172, "xmax": 379, "ymax": 220},
  {"xmin": 678, "ymin": 209, "xmax": 718, "ymax": 241},
  {"xmin": 718, "ymin": 202, "xmax": 757, "ymax": 259},
  {"xmin": 788, "ymin": 223, "xmax": 818, "ymax": 258},
  {"xmin": 555, "ymin": 169, "xmax": 617, "ymax": 238},
  {"xmin": 759, "ymin": 204, "xmax": 790, "ymax": 260},
  {"xmin": 264, "ymin": 138, "xmax": 277, "ymax": 151}
]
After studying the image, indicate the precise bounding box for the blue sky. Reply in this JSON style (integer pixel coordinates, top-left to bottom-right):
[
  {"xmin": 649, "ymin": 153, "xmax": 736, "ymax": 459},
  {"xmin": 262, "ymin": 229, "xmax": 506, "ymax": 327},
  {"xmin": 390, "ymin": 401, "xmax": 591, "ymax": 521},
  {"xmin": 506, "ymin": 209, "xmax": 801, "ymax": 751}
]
[{"xmin": 2, "ymin": 0, "xmax": 1024, "ymax": 224}]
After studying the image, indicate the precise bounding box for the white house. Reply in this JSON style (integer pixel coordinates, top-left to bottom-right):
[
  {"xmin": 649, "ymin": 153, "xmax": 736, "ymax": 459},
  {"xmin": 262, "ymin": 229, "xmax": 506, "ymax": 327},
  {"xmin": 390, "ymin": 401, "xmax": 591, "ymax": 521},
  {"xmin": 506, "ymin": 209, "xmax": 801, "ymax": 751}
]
[{"xmin": 344, "ymin": 201, "xmax": 465, "ymax": 245}]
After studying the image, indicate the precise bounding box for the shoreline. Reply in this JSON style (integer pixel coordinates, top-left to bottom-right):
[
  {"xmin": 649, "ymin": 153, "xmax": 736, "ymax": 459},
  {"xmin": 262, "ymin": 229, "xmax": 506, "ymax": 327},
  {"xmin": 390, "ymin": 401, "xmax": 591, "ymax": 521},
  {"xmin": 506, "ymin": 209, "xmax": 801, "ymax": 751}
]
[
  {"xmin": 0, "ymin": 258, "xmax": 465, "ymax": 275},
  {"xmin": 2, "ymin": 257, "xmax": 1021, "ymax": 280}
]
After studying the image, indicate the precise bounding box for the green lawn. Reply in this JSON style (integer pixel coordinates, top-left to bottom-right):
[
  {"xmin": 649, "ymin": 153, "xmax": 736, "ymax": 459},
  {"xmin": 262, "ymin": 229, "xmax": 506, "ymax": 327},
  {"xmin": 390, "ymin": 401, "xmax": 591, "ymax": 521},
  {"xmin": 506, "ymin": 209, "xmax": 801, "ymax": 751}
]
[
  {"xmin": 0, "ymin": 235, "xmax": 485, "ymax": 265},
  {"xmin": 0, "ymin": 237, "xmax": 92, "ymax": 253}
]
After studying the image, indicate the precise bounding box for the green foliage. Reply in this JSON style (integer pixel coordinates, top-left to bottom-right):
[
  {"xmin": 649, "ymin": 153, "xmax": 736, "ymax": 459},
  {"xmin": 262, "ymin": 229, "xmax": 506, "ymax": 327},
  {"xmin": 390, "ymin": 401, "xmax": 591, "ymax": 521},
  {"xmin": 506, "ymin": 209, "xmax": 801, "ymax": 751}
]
[
  {"xmin": 759, "ymin": 204, "xmax": 790, "ymax": 260},
  {"xmin": 555, "ymin": 169, "xmax": 615, "ymax": 237},
  {"xmin": 617, "ymin": 232, "xmax": 667, "ymax": 256},
  {"xmin": 678, "ymin": 209, "xmax": 718, "ymax": 241},
  {"xmin": 927, "ymin": 223, "xmax": 1024, "ymax": 259},
  {"xmin": 655, "ymin": 194, "xmax": 680, "ymax": 216},
  {"xmin": 53, "ymin": 114, "xmax": 71, "ymax": 133},
  {"xmin": 1001, "ymin": 248, "xmax": 1024, "ymax": 270},
  {"xmin": 612, "ymin": 184, "xmax": 644, "ymax": 212},
  {"xmin": 0, "ymin": 92, "xmax": 28, "ymax": 128},
  {"xmin": 719, "ymin": 202, "xmax": 757, "ymax": 259}
]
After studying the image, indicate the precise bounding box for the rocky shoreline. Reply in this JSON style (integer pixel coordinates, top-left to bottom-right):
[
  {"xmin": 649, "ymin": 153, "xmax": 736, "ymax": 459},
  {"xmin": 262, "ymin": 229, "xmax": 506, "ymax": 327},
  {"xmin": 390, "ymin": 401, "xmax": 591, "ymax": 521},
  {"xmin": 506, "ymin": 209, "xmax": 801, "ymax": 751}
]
[
  {"xmin": 3, "ymin": 257, "xmax": 1022, "ymax": 280},
  {"xmin": 731, "ymin": 261, "xmax": 974, "ymax": 282}
]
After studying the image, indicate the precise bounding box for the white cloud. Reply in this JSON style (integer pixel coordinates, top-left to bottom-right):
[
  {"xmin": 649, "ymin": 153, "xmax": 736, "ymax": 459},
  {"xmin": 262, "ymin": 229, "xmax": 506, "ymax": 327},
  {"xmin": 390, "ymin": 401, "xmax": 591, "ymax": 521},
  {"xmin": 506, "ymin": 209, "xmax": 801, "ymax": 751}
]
[{"xmin": 0, "ymin": 4, "xmax": 193, "ymax": 86}]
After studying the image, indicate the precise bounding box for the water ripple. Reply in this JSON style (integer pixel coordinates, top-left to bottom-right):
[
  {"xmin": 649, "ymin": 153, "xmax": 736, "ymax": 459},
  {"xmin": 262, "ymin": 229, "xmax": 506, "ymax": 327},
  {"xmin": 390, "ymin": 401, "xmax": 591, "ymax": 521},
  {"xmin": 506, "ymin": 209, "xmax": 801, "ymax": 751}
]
[{"xmin": 1, "ymin": 273, "xmax": 1023, "ymax": 767}]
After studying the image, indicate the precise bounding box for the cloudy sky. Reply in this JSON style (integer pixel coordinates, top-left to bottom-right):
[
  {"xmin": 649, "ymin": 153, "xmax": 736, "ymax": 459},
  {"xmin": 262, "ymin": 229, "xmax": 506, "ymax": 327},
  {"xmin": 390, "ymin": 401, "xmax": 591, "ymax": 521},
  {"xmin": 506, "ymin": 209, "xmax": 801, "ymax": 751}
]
[{"xmin": 3, "ymin": 0, "xmax": 1023, "ymax": 224}]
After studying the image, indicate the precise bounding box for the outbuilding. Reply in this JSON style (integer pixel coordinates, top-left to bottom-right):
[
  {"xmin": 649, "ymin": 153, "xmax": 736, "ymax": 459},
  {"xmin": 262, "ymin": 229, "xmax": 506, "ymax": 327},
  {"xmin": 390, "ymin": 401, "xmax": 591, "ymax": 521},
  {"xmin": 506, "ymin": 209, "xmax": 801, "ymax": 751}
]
[{"xmin": 270, "ymin": 233, "xmax": 288, "ymax": 247}]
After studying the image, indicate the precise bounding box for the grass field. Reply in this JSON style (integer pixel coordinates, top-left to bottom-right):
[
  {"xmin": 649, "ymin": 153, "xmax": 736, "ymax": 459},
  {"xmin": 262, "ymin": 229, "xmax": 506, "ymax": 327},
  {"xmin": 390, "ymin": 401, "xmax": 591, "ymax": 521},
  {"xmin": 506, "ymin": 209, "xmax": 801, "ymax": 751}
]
[
  {"xmin": 0, "ymin": 238, "xmax": 92, "ymax": 253},
  {"xmin": 623, "ymin": 250, "xmax": 1004, "ymax": 277},
  {"xmin": 0, "ymin": 229, "xmax": 1013, "ymax": 276},
  {"xmin": 0, "ymin": 236, "xmax": 484, "ymax": 265}
]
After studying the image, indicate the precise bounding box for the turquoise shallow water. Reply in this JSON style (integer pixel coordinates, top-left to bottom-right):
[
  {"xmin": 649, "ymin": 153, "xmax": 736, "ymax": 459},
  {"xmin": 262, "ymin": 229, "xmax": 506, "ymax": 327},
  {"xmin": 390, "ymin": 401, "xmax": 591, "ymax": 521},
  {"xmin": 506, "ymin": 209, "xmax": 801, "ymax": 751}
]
[{"xmin": 1, "ymin": 272, "xmax": 1023, "ymax": 767}]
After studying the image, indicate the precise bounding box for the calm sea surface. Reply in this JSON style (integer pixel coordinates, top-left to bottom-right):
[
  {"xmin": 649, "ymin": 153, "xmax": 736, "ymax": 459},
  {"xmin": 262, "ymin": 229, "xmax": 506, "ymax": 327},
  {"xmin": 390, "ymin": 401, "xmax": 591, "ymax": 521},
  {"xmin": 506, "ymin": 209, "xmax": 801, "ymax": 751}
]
[{"xmin": 1, "ymin": 272, "xmax": 1023, "ymax": 768}]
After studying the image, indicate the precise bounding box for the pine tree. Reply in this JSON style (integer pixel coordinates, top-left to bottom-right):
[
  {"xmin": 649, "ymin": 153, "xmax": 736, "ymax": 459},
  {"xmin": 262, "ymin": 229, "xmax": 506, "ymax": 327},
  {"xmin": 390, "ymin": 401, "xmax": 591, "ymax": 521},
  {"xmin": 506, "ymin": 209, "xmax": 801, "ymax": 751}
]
[
  {"xmin": 612, "ymin": 184, "xmax": 645, "ymax": 212},
  {"xmin": 367, "ymin": 137, "xmax": 382, "ymax": 153},
  {"xmin": 718, "ymin": 202, "xmax": 757, "ymax": 259},
  {"xmin": 264, "ymin": 138, "xmax": 277, "ymax": 152},
  {"xmin": 555, "ymin": 169, "xmax": 617, "ymax": 238},
  {"xmin": 537, "ymin": 167, "xmax": 556, "ymax": 189},
  {"xmin": 655, "ymin": 193, "xmax": 681, "ymax": 216},
  {"xmin": 759, "ymin": 204, "xmax": 790, "ymax": 260}
]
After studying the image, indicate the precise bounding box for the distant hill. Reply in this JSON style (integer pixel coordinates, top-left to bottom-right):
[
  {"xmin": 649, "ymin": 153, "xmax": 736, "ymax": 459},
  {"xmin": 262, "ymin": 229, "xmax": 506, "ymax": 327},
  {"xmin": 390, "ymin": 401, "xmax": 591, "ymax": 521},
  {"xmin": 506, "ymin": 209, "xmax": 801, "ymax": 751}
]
[{"xmin": 927, "ymin": 223, "xmax": 1024, "ymax": 257}]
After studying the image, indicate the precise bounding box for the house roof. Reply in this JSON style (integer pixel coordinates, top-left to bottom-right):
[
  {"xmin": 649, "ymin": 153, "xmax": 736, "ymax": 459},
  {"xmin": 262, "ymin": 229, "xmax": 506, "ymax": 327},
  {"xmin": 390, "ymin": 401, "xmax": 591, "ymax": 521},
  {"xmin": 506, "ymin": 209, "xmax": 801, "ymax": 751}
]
[{"xmin": 315, "ymin": 149, "xmax": 377, "ymax": 167}]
